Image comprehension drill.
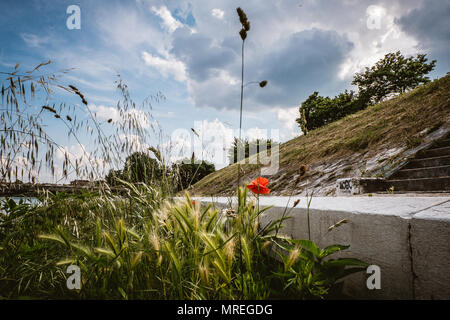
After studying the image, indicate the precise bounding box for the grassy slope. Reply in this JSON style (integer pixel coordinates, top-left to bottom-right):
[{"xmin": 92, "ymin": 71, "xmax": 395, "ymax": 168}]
[{"xmin": 191, "ymin": 75, "xmax": 450, "ymax": 196}]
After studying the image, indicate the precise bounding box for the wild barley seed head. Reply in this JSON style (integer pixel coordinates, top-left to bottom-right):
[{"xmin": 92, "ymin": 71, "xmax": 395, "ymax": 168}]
[
  {"xmin": 261, "ymin": 241, "xmax": 272, "ymax": 251},
  {"xmin": 69, "ymin": 85, "xmax": 79, "ymax": 92},
  {"xmin": 150, "ymin": 232, "xmax": 160, "ymax": 251},
  {"xmin": 285, "ymin": 248, "xmax": 300, "ymax": 271},
  {"xmin": 224, "ymin": 237, "xmax": 235, "ymax": 263},
  {"xmin": 42, "ymin": 105, "xmax": 56, "ymax": 113},
  {"xmin": 198, "ymin": 263, "xmax": 210, "ymax": 283}
]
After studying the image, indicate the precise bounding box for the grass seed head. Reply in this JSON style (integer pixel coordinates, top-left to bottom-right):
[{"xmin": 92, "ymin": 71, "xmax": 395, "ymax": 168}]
[
  {"xmin": 239, "ymin": 29, "xmax": 247, "ymax": 40},
  {"xmin": 285, "ymin": 248, "xmax": 301, "ymax": 271}
]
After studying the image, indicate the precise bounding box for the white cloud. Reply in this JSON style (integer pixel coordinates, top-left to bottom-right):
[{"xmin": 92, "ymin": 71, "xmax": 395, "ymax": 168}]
[
  {"xmin": 96, "ymin": 6, "xmax": 167, "ymax": 56},
  {"xmin": 277, "ymin": 107, "xmax": 301, "ymax": 140},
  {"xmin": 161, "ymin": 119, "xmax": 235, "ymax": 168},
  {"xmin": 211, "ymin": 8, "xmax": 225, "ymax": 19},
  {"xmin": 164, "ymin": 128, "xmax": 193, "ymax": 163},
  {"xmin": 337, "ymin": 4, "xmax": 420, "ymax": 80},
  {"xmin": 89, "ymin": 104, "xmax": 152, "ymax": 129},
  {"xmin": 56, "ymin": 144, "xmax": 88, "ymax": 162},
  {"xmin": 64, "ymin": 74, "xmax": 114, "ymax": 92},
  {"xmin": 119, "ymin": 134, "xmax": 149, "ymax": 153},
  {"xmin": 141, "ymin": 51, "xmax": 187, "ymax": 82},
  {"xmin": 89, "ymin": 104, "xmax": 121, "ymax": 123},
  {"xmin": 53, "ymin": 143, "xmax": 110, "ymax": 182},
  {"xmin": 193, "ymin": 119, "xmax": 234, "ymax": 167},
  {"xmin": 20, "ymin": 33, "xmax": 49, "ymax": 47},
  {"xmin": 218, "ymin": 70, "xmax": 239, "ymax": 85},
  {"xmin": 245, "ymin": 127, "xmax": 268, "ymax": 141},
  {"xmin": 151, "ymin": 5, "xmax": 183, "ymax": 33}
]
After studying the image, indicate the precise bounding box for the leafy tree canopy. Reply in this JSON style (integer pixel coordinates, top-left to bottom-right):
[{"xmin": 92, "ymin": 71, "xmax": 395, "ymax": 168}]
[
  {"xmin": 172, "ymin": 158, "xmax": 215, "ymax": 191},
  {"xmin": 296, "ymin": 90, "xmax": 366, "ymax": 132},
  {"xmin": 106, "ymin": 152, "xmax": 162, "ymax": 185},
  {"xmin": 352, "ymin": 51, "xmax": 436, "ymax": 104}
]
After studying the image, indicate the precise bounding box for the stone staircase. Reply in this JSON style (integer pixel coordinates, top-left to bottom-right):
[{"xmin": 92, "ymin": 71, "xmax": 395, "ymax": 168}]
[{"xmin": 385, "ymin": 133, "xmax": 450, "ymax": 192}]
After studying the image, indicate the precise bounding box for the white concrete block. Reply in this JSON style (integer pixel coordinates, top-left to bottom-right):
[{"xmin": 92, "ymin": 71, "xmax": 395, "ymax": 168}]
[{"xmin": 411, "ymin": 201, "xmax": 450, "ymax": 299}]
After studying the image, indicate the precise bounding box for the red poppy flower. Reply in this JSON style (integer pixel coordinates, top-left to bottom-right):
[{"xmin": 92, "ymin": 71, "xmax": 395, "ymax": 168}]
[{"xmin": 246, "ymin": 177, "xmax": 270, "ymax": 194}]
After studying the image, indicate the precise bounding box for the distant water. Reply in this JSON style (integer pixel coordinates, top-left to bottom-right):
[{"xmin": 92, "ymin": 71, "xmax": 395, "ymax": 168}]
[
  {"xmin": 0, "ymin": 196, "xmax": 40, "ymax": 204},
  {"xmin": 0, "ymin": 196, "xmax": 40, "ymax": 215}
]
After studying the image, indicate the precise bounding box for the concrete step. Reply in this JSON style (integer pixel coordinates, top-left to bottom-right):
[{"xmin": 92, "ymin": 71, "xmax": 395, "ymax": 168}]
[
  {"xmin": 404, "ymin": 155, "xmax": 450, "ymax": 169},
  {"xmin": 418, "ymin": 146, "xmax": 450, "ymax": 158},
  {"xmin": 391, "ymin": 165, "xmax": 450, "ymax": 179},
  {"xmin": 385, "ymin": 176, "xmax": 450, "ymax": 192},
  {"xmin": 433, "ymin": 139, "xmax": 450, "ymax": 148}
]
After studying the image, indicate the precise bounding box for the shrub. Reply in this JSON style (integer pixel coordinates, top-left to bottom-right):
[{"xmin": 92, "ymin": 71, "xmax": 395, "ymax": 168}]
[
  {"xmin": 296, "ymin": 90, "xmax": 368, "ymax": 132},
  {"xmin": 172, "ymin": 158, "xmax": 215, "ymax": 191}
]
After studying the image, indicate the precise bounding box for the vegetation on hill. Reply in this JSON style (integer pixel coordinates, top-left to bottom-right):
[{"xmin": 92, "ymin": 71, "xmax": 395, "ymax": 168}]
[
  {"xmin": 296, "ymin": 51, "xmax": 436, "ymax": 134},
  {"xmin": 171, "ymin": 158, "xmax": 215, "ymax": 191},
  {"xmin": 228, "ymin": 138, "xmax": 278, "ymax": 164},
  {"xmin": 191, "ymin": 75, "xmax": 450, "ymax": 196}
]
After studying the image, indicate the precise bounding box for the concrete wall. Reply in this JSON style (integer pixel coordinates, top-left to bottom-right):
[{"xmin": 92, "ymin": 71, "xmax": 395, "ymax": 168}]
[
  {"xmin": 410, "ymin": 201, "xmax": 450, "ymax": 299},
  {"xmin": 201, "ymin": 196, "xmax": 450, "ymax": 299}
]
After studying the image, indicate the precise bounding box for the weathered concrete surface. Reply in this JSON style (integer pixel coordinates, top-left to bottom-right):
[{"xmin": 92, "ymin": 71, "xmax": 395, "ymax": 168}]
[
  {"xmin": 410, "ymin": 201, "xmax": 450, "ymax": 299},
  {"xmin": 196, "ymin": 196, "xmax": 450, "ymax": 300}
]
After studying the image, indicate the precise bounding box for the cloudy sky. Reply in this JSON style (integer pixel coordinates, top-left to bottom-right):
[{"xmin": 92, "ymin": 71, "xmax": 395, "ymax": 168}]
[{"xmin": 0, "ymin": 0, "xmax": 448, "ymax": 181}]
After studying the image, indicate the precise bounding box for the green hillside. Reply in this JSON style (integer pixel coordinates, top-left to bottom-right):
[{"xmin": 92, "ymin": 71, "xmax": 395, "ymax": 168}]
[{"xmin": 191, "ymin": 74, "xmax": 450, "ymax": 196}]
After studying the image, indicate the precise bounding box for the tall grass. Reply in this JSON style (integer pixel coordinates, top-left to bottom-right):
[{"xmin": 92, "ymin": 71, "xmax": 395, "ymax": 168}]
[{"xmin": 0, "ymin": 183, "xmax": 367, "ymax": 299}]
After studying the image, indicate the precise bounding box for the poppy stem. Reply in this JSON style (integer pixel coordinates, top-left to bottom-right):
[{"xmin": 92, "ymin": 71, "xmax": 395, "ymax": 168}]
[
  {"xmin": 237, "ymin": 33, "xmax": 246, "ymax": 301},
  {"xmin": 237, "ymin": 38, "xmax": 245, "ymax": 189},
  {"xmin": 258, "ymin": 167, "xmax": 261, "ymax": 213}
]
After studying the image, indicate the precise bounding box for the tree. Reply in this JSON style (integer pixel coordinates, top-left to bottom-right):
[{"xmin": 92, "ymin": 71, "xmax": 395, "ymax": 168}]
[
  {"xmin": 352, "ymin": 51, "xmax": 436, "ymax": 104},
  {"xmin": 228, "ymin": 137, "xmax": 277, "ymax": 164},
  {"xmin": 105, "ymin": 169, "xmax": 123, "ymax": 186},
  {"xmin": 296, "ymin": 90, "xmax": 366, "ymax": 133},
  {"xmin": 296, "ymin": 92, "xmax": 330, "ymax": 133},
  {"xmin": 121, "ymin": 152, "xmax": 162, "ymax": 184},
  {"xmin": 172, "ymin": 158, "xmax": 215, "ymax": 191}
]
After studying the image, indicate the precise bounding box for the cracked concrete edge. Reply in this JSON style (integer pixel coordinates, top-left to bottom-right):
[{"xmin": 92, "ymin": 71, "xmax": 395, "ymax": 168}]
[{"xmin": 409, "ymin": 200, "xmax": 450, "ymax": 299}]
